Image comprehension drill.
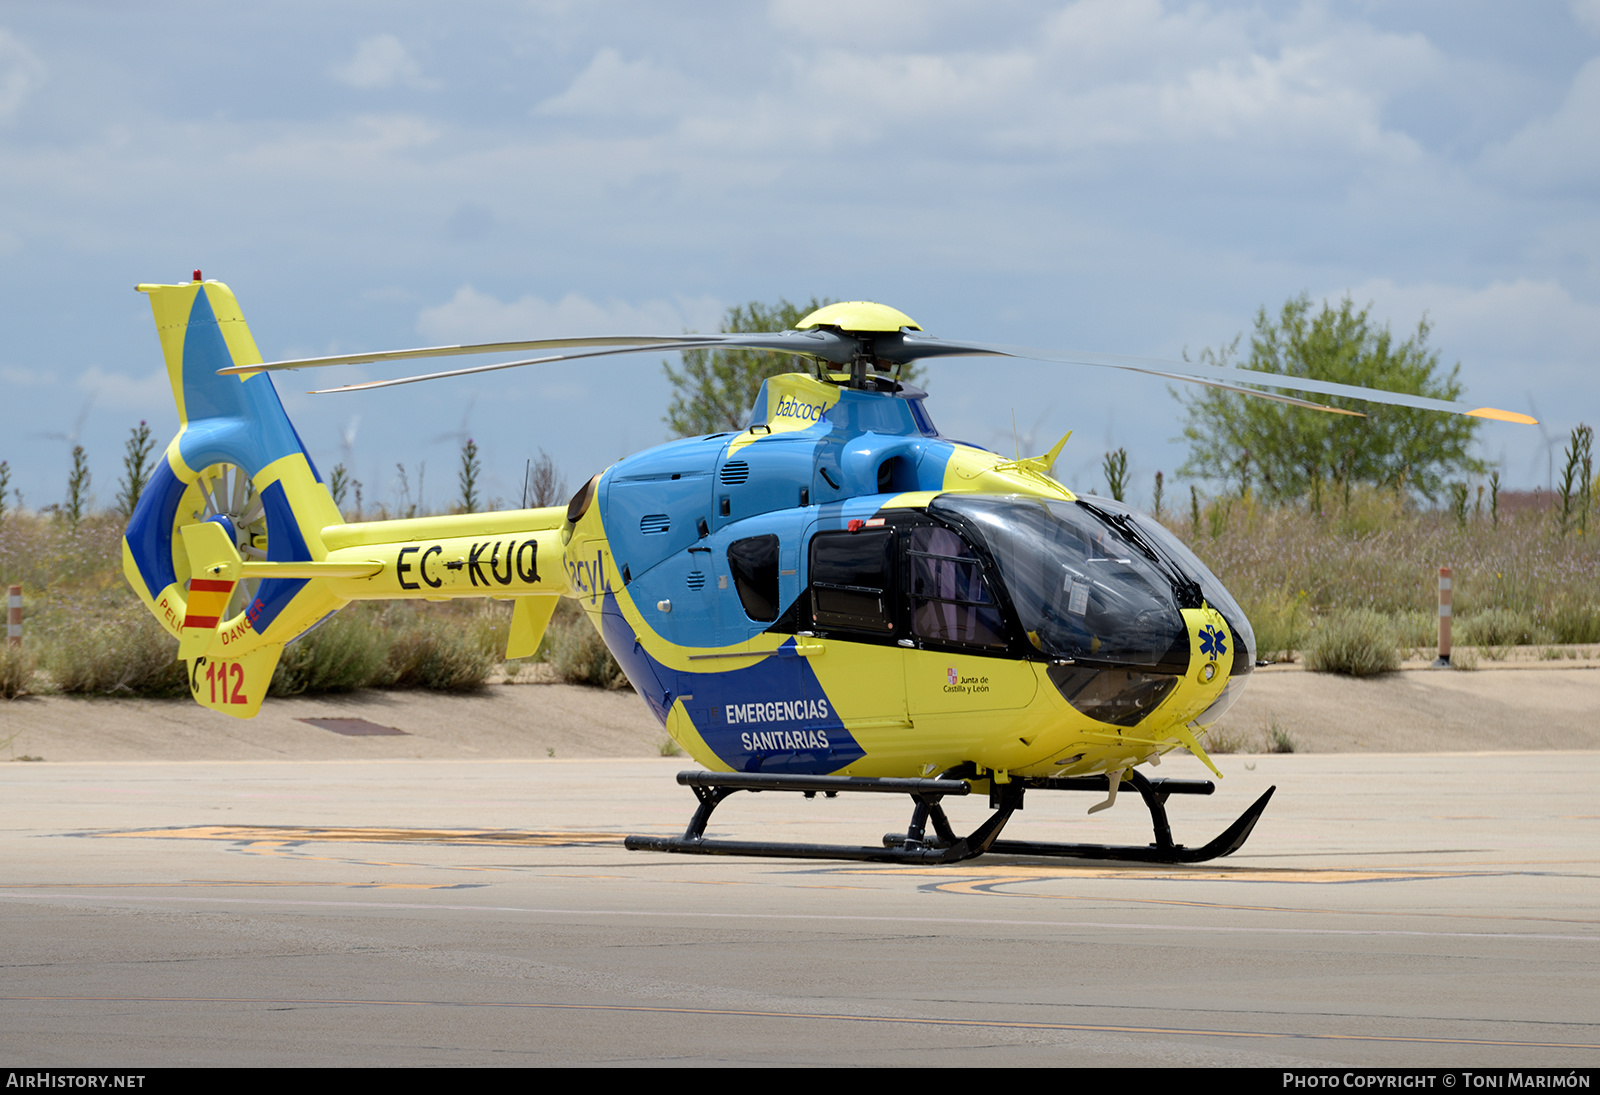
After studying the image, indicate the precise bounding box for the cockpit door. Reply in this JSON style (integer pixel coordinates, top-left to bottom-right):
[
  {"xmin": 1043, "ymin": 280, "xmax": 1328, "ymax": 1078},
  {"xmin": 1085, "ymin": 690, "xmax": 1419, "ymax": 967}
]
[{"xmin": 899, "ymin": 521, "xmax": 1037, "ymax": 717}]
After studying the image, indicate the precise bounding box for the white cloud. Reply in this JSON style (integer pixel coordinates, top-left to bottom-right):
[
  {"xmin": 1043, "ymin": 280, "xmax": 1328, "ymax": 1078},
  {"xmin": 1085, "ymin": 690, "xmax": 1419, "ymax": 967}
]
[
  {"xmin": 233, "ymin": 114, "xmax": 441, "ymax": 174},
  {"xmin": 1482, "ymin": 57, "xmax": 1600, "ymax": 190},
  {"xmin": 74, "ymin": 366, "xmax": 170, "ymax": 410},
  {"xmin": 534, "ymin": 48, "xmax": 700, "ymax": 119},
  {"xmin": 1573, "ymin": 0, "xmax": 1600, "ymax": 34},
  {"xmin": 0, "ymin": 28, "xmax": 45, "ymax": 122},
  {"xmin": 1, "ymin": 363, "xmax": 53, "ymax": 387},
  {"xmin": 626, "ymin": 2, "xmax": 1440, "ymax": 169},
  {"xmin": 416, "ymin": 285, "xmax": 725, "ymax": 343},
  {"xmin": 1341, "ymin": 277, "xmax": 1600, "ymax": 374},
  {"xmin": 767, "ymin": 0, "xmax": 943, "ymax": 41},
  {"xmin": 331, "ymin": 34, "xmax": 434, "ymax": 90}
]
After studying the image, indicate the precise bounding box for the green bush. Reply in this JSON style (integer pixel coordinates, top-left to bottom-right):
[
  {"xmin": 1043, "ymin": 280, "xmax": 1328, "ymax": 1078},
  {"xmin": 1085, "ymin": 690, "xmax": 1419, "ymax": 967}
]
[
  {"xmin": 44, "ymin": 605, "xmax": 189, "ymax": 696},
  {"xmin": 1544, "ymin": 601, "xmax": 1600, "ymax": 645},
  {"xmin": 1391, "ymin": 609, "xmax": 1437, "ymax": 648},
  {"xmin": 270, "ymin": 607, "xmax": 392, "ymax": 696},
  {"xmin": 1458, "ymin": 607, "xmax": 1542, "ymax": 648},
  {"xmin": 380, "ymin": 611, "xmax": 496, "ymax": 691},
  {"xmin": 0, "ymin": 643, "xmax": 34, "ymax": 699},
  {"xmin": 1303, "ymin": 608, "xmax": 1401, "ymax": 677},
  {"xmin": 1266, "ymin": 719, "xmax": 1297, "ymax": 753},
  {"xmin": 1245, "ymin": 588, "xmax": 1309, "ymax": 662},
  {"xmin": 545, "ymin": 607, "xmax": 626, "ymax": 688}
]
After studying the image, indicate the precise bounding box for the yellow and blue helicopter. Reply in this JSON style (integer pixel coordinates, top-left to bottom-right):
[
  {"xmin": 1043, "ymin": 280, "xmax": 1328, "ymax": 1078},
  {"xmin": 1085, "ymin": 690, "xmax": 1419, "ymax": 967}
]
[{"xmin": 121, "ymin": 275, "xmax": 1535, "ymax": 864}]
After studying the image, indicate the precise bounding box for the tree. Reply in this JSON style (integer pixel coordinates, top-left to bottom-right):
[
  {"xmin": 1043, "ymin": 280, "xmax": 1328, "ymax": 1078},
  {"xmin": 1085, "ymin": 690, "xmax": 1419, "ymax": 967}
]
[
  {"xmin": 1556, "ymin": 423, "xmax": 1593, "ymax": 537},
  {"xmin": 1101, "ymin": 447, "xmax": 1128, "ymax": 501},
  {"xmin": 662, "ymin": 298, "xmax": 926, "ymax": 438},
  {"xmin": 117, "ymin": 421, "xmax": 155, "ymax": 518},
  {"xmin": 522, "ymin": 448, "xmax": 567, "ymax": 509},
  {"xmin": 1178, "ymin": 295, "xmax": 1484, "ymax": 504},
  {"xmin": 65, "ymin": 445, "xmax": 90, "ymax": 526},
  {"xmin": 328, "ymin": 464, "xmax": 350, "ymax": 512},
  {"xmin": 458, "ymin": 439, "xmax": 481, "ymax": 515}
]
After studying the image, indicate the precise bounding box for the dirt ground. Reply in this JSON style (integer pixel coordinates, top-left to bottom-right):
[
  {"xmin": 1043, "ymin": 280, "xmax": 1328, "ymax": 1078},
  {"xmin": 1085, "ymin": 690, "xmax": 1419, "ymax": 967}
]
[{"xmin": 2, "ymin": 654, "xmax": 1596, "ymax": 762}]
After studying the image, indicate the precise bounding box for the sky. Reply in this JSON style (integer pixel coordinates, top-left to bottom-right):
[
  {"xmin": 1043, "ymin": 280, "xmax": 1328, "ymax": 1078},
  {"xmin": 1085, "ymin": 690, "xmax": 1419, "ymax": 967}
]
[{"xmin": 1, "ymin": 0, "xmax": 1597, "ymax": 515}]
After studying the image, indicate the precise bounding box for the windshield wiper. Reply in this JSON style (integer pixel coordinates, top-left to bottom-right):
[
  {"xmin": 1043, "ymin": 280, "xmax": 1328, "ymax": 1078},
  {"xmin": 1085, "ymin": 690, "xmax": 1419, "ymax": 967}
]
[{"xmin": 1077, "ymin": 502, "xmax": 1203, "ymax": 609}]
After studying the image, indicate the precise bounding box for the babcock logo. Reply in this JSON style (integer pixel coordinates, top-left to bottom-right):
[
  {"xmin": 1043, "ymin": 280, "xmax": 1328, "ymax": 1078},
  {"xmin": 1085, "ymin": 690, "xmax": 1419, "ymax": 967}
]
[{"xmin": 773, "ymin": 396, "xmax": 828, "ymax": 424}]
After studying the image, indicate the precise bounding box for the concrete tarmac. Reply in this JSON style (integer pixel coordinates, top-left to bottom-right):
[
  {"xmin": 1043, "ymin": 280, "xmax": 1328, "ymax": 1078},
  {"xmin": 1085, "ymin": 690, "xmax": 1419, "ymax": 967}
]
[{"xmin": 2, "ymin": 752, "xmax": 1598, "ymax": 1067}]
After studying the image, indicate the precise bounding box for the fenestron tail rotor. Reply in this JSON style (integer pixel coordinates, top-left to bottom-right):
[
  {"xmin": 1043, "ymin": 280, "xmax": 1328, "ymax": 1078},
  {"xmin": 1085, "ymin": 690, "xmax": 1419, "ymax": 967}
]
[{"xmin": 217, "ymin": 300, "xmax": 1537, "ymax": 424}]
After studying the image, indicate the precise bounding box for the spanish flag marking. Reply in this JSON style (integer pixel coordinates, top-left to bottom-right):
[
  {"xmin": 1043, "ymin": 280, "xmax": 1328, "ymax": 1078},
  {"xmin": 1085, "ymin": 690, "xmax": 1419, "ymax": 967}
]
[{"xmin": 183, "ymin": 579, "xmax": 236, "ymax": 630}]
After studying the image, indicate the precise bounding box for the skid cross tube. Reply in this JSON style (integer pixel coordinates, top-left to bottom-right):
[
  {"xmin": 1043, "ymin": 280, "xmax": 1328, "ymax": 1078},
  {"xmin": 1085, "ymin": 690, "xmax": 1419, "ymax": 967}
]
[
  {"xmin": 624, "ymin": 769, "xmax": 1275, "ymax": 865},
  {"xmin": 623, "ymin": 770, "xmax": 1010, "ymax": 863}
]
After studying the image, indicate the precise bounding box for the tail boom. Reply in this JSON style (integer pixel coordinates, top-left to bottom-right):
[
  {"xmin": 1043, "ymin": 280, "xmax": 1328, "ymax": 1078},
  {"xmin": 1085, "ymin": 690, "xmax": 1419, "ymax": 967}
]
[{"xmin": 123, "ymin": 278, "xmax": 575, "ymax": 718}]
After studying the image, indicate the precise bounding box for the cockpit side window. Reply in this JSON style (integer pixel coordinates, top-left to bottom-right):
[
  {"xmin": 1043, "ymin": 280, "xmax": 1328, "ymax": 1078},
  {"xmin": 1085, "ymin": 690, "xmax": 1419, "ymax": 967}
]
[
  {"xmin": 727, "ymin": 534, "xmax": 781, "ymax": 622},
  {"xmin": 906, "ymin": 525, "xmax": 1007, "ymax": 649},
  {"xmin": 809, "ymin": 528, "xmax": 895, "ymax": 633}
]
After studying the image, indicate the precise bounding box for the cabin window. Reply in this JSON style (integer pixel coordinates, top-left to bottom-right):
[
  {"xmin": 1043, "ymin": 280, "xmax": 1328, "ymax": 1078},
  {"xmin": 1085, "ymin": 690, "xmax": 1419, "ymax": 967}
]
[
  {"xmin": 809, "ymin": 528, "xmax": 895, "ymax": 632},
  {"xmin": 906, "ymin": 526, "xmax": 1007, "ymax": 649},
  {"xmin": 727, "ymin": 534, "xmax": 781, "ymax": 622}
]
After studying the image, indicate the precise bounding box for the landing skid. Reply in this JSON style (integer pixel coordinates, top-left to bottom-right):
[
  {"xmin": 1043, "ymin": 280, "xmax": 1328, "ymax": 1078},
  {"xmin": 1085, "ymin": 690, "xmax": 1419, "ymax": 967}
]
[{"xmin": 624, "ymin": 769, "xmax": 1275, "ymax": 865}]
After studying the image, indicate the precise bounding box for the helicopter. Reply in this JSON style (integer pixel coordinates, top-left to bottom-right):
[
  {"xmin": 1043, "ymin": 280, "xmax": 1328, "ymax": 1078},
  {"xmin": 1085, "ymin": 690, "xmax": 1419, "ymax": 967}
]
[{"xmin": 121, "ymin": 275, "xmax": 1536, "ymax": 865}]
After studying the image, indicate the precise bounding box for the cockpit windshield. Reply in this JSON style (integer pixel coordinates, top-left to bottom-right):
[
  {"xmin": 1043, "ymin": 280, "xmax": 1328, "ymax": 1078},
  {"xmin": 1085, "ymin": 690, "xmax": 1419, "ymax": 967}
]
[
  {"xmin": 930, "ymin": 494, "xmax": 1189, "ymax": 670},
  {"xmin": 1078, "ymin": 495, "xmax": 1257, "ymax": 671}
]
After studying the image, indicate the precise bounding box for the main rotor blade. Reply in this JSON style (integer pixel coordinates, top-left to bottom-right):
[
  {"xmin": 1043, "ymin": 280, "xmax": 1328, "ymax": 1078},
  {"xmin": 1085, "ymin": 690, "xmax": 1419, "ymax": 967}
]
[
  {"xmin": 1112, "ymin": 367, "xmax": 1365, "ymax": 416},
  {"xmin": 221, "ymin": 335, "xmax": 712, "ymax": 375},
  {"xmin": 309, "ymin": 341, "xmax": 722, "ymax": 393},
  {"xmin": 890, "ymin": 335, "xmax": 1537, "ymax": 423},
  {"xmin": 227, "ymin": 327, "xmax": 855, "ymax": 377},
  {"xmin": 305, "ymin": 329, "xmax": 856, "ymax": 394}
]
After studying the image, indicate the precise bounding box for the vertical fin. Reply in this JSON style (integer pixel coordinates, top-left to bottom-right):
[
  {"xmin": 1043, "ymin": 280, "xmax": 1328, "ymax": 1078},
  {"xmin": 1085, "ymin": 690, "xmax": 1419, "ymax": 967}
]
[
  {"xmin": 507, "ymin": 595, "xmax": 561, "ymax": 660},
  {"xmin": 185, "ymin": 645, "xmax": 283, "ymax": 719}
]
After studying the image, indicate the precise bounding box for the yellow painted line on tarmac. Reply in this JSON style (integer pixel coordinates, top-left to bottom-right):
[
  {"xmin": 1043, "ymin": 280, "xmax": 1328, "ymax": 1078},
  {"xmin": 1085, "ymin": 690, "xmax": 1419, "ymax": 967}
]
[
  {"xmin": 854, "ymin": 863, "xmax": 1464, "ymax": 884},
  {"xmin": 0, "ymin": 880, "xmax": 485, "ymax": 891},
  {"xmin": 91, "ymin": 825, "xmax": 628, "ymax": 847},
  {"xmin": 5, "ymin": 995, "xmax": 1598, "ymax": 1051}
]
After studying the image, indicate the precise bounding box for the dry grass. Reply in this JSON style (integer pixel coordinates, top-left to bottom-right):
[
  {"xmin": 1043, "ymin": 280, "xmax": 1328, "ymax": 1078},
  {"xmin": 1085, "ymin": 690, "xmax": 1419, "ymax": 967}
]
[
  {"xmin": 1201, "ymin": 724, "xmax": 1256, "ymax": 754},
  {"xmin": 2, "ymin": 511, "xmax": 516, "ymax": 697},
  {"xmin": 1265, "ymin": 717, "xmax": 1297, "ymax": 753},
  {"xmin": 543, "ymin": 599, "xmax": 628, "ymax": 688},
  {"xmin": 1173, "ymin": 488, "xmax": 1600, "ymax": 672},
  {"xmin": 0, "ymin": 643, "xmax": 34, "ymax": 699}
]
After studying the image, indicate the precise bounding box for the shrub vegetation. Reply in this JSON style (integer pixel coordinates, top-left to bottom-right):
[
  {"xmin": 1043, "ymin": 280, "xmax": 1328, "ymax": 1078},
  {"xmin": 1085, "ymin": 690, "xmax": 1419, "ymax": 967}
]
[
  {"xmin": 1173, "ymin": 486, "xmax": 1600, "ymax": 667},
  {"xmin": 1302, "ymin": 608, "xmax": 1402, "ymax": 676},
  {"xmin": 0, "ymin": 510, "xmax": 629, "ymax": 698}
]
